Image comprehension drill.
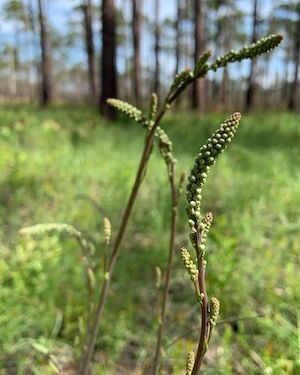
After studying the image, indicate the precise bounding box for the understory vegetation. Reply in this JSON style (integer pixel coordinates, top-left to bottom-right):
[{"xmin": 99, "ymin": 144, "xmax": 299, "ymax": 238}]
[{"xmin": 0, "ymin": 104, "xmax": 299, "ymax": 374}]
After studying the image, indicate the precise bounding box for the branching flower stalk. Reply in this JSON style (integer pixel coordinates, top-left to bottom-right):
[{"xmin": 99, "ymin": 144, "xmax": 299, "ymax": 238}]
[
  {"xmin": 80, "ymin": 53, "xmax": 211, "ymax": 375},
  {"xmin": 179, "ymin": 34, "xmax": 282, "ymax": 375},
  {"xmin": 182, "ymin": 113, "xmax": 242, "ymax": 375},
  {"xmin": 81, "ymin": 33, "xmax": 282, "ymax": 375},
  {"xmin": 19, "ymin": 33, "xmax": 282, "ymax": 375}
]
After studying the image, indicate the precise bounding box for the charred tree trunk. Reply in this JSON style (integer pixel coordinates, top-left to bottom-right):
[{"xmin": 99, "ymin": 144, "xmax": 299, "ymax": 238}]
[
  {"xmin": 245, "ymin": 0, "xmax": 258, "ymax": 111},
  {"xmin": 192, "ymin": 0, "xmax": 204, "ymax": 111},
  {"xmin": 38, "ymin": 0, "xmax": 52, "ymax": 106},
  {"xmin": 153, "ymin": 0, "xmax": 160, "ymax": 97},
  {"xmin": 82, "ymin": 0, "xmax": 96, "ymax": 103},
  {"xmin": 100, "ymin": 0, "xmax": 117, "ymax": 119},
  {"xmin": 288, "ymin": 3, "xmax": 300, "ymax": 110},
  {"xmin": 132, "ymin": 0, "xmax": 142, "ymax": 105}
]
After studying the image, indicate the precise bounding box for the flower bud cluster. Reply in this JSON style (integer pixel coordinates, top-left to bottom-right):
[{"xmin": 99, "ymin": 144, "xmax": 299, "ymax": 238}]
[
  {"xmin": 170, "ymin": 68, "xmax": 193, "ymax": 92},
  {"xmin": 149, "ymin": 93, "xmax": 158, "ymax": 121},
  {"xmin": 197, "ymin": 212, "xmax": 213, "ymax": 256},
  {"xmin": 103, "ymin": 217, "xmax": 111, "ymax": 246},
  {"xmin": 186, "ymin": 112, "xmax": 241, "ymax": 247},
  {"xmin": 181, "ymin": 247, "xmax": 199, "ymax": 282},
  {"xmin": 107, "ymin": 98, "xmax": 148, "ymax": 127},
  {"xmin": 193, "ymin": 50, "xmax": 211, "ymax": 77},
  {"xmin": 155, "ymin": 266, "xmax": 162, "ymax": 289},
  {"xmin": 185, "ymin": 350, "xmax": 195, "ymax": 375},
  {"xmin": 210, "ymin": 34, "xmax": 283, "ymax": 72},
  {"xmin": 156, "ymin": 127, "xmax": 175, "ymax": 167},
  {"xmin": 20, "ymin": 222, "xmax": 81, "ymax": 238},
  {"xmin": 209, "ymin": 297, "xmax": 220, "ymax": 327},
  {"xmin": 20, "ymin": 223, "xmax": 95, "ymax": 254},
  {"xmin": 87, "ymin": 267, "xmax": 96, "ymax": 290}
]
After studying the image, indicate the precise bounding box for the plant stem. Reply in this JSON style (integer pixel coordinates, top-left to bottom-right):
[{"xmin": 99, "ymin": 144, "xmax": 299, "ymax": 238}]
[
  {"xmin": 81, "ymin": 72, "xmax": 207, "ymax": 375},
  {"xmin": 80, "ymin": 103, "xmax": 171, "ymax": 375},
  {"xmin": 192, "ymin": 237, "xmax": 208, "ymax": 375},
  {"xmin": 152, "ymin": 162, "xmax": 178, "ymax": 375},
  {"xmin": 191, "ymin": 257, "xmax": 208, "ymax": 374}
]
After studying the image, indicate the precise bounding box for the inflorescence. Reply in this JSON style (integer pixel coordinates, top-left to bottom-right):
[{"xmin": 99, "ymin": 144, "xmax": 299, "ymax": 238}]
[
  {"xmin": 210, "ymin": 34, "xmax": 283, "ymax": 71},
  {"xmin": 186, "ymin": 112, "xmax": 241, "ymax": 252},
  {"xmin": 106, "ymin": 98, "xmax": 148, "ymax": 127},
  {"xmin": 209, "ymin": 297, "xmax": 220, "ymax": 328},
  {"xmin": 186, "ymin": 351, "xmax": 195, "ymax": 375},
  {"xmin": 181, "ymin": 247, "xmax": 199, "ymax": 283}
]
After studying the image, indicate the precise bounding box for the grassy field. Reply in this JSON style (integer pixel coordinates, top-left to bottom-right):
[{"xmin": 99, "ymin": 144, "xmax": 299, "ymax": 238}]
[{"xmin": 0, "ymin": 104, "xmax": 299, "ymax": 374}]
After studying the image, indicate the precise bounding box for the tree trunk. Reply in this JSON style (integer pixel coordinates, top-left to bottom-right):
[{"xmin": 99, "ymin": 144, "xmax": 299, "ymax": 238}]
[
  {"xmin": 153, "ymin": 0, "xmax": 160, "ymax": 97},
  {"xmin": 8, "ymin": 46, "xmax": 17, "ymax": 98},
  {"xmin": 245, "ymin": 0, "xmax": 258, "ymax": 111},
  {"xmin": 100, "ymin": 0, "xmax": 117, "ymax": 119},
  {"xmin": 22, "ymin": 0, "xmax": 34, "ymax": 100},
  {"xmin": 174, "ymin": 0, "xmax": 181, "ymax": 76},
  {"xmin": 288, "ymin": 3, "xmax": 300, "ymax": 110},
  {"xmin": 38, "ymin": 0, "xmax": 52, "ymax": 106},
  {"xmin": 192, "ymin": 0, "xmax": 204, "ymax": 111},
  {"xmin": 82, "ymin": 0, "xmax": 96, "ymax": 103},
  {"xmin": 221, "ymin": 67, "xmax": 229, "ymax": 109},
  {"xmin": 220, "ymin": 14, "xmax": 230, "ymax": 110},
  {"xmin": 132, "ymin": 0, "xmax": 142, "ymax": 105}
]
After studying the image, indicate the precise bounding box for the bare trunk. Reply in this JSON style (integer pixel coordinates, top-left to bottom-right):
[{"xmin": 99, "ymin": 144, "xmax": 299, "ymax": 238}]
[
  {"xmin": 174, "ymin": 0, "xmax": 181, "ymax": 76},
  {"xmin": 221, "ymin": 67, "xmax": 229, "ymax": 109},
  {"xmin": 288, "ymin": 3, "xmax": 300, "ymax": 110},
  {"xmin": 38, "ymin": 0, "xmax": 52, "ymax": 106},
  {"xmin": 245, "ymin": 0, "xmax": 258, "ymax": 110},
  {"xmin": 192, "ymin": 0, "xmax": 204, "ymax": 111},
  {"xmin": 82, "ymin": 0, "xmax": 96, "ymax": 103},
  {"xmin": 8, "ymin": 46, "xmax": 17, "ymax": 98},
  {"xmin": 100, "ymin": 0, "xmax": 117, "ymax": 119},
  {"xmin": 132, "ymin": 0, "xmax": 142, "ymax": 105},
  {"xmin": 154, "ymin": 0, "xmax": 160, "ymax": 97}
]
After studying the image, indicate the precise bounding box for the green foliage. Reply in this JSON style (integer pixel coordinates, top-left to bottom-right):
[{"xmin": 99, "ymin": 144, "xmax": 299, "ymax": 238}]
[
  {"xmin": 0, "ymin": 29, "xmax": 293, "ymax": 371},
  {"xmin": 0, "ymin": 105, "xmax": 299, "ymax": 373}
]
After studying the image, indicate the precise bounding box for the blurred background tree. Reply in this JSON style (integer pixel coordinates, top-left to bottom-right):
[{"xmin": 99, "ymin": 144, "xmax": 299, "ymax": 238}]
[{"xmin": 0, "ymin": 0, "xmax": 298, "ymax": 114}]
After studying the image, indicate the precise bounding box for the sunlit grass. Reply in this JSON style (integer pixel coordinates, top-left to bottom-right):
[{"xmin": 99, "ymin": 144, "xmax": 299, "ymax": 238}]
[{"xmin": 0, "ymin": 104, "xmax": 299, "ymax": 374}]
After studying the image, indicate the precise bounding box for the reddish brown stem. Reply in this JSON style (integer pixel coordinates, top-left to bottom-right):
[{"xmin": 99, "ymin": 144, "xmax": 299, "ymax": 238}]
[
  {"xmin": 80, "ymin": 102, "xmax": 173, "ymax": 375},
  {"xmin": 81, "ymin": 125, "xmax": 158, "ymax": 375},
  {"xmin": 191, "ymin": 255, "xmax": 208, "ymax": 375},
  {"xmin": 152, "ymin": 162, "xmax": 178, "ymax": 375}
]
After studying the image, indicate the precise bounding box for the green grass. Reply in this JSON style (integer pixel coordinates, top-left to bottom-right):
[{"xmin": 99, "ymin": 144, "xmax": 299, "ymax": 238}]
[{"xmin": 0, "ymin": 104, "xmax": 299, "ymax": 374}]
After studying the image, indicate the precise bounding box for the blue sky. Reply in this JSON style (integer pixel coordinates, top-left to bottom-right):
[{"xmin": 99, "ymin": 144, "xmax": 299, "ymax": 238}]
[{"xmin": 0, "ymin": 0, "xmax": 293, "ymax": 87}]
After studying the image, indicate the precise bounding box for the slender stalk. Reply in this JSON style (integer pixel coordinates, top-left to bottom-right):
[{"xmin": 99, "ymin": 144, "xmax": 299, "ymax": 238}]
[
  {"xmin": 81, "ymin": 99, "xmax": 174, "ymax": 375},
  {"xmin": 191, "ymin": 230, "xmax": 208, "ymax": 375},
  {"xmin": 152, "ymin": 162, "xmax": 178, "ymax": 375},
  {"xmin": 81, "ymin": 124, "xmax": 157, "ymax": 375}
]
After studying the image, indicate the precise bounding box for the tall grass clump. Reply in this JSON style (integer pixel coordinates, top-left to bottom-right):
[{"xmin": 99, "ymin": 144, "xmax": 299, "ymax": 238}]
[{"xmin": 20, "ymin": 34, "xmax": 283, "ymax": 374}]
